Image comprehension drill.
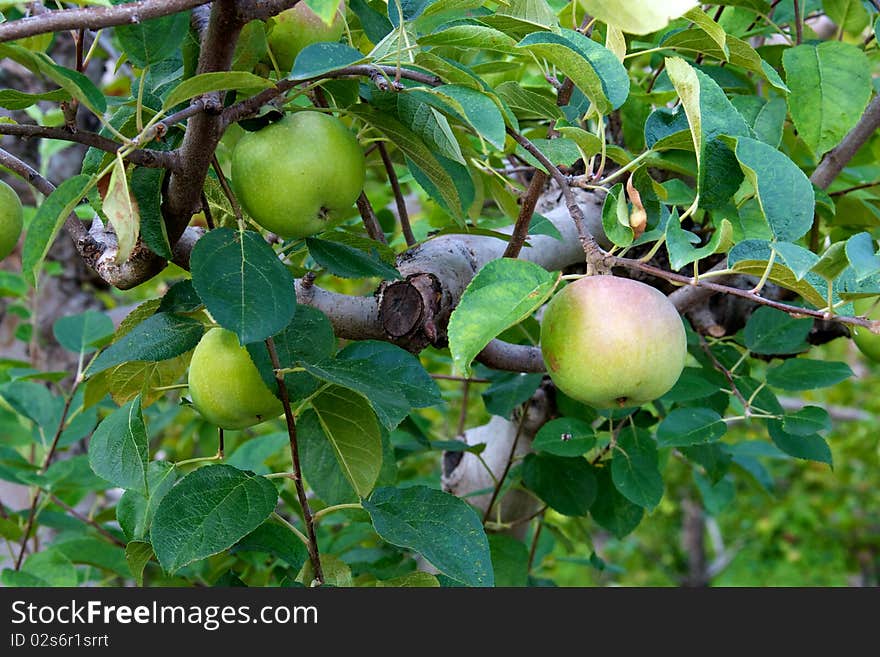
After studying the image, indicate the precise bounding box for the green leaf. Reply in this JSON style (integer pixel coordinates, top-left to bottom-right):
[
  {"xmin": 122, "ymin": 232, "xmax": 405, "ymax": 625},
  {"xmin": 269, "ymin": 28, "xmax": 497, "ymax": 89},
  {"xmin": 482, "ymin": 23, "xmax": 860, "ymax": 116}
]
[
  {"xmin": 54, "ymin": 537, "xmax": 129, "ymax": 577},
  {"xmin": 579, "ymin": 0, "xmax": 698, "ymax": 34},
  {"xmin": 522, "ymin": 453, "xmax": 597, "ymax": 516},
  {"xmin": 52, "ymin": 310, "xmax": 114, "ymax": 356},
  {"xmin": 515, "ymin": 28, "xmax": 630, "ymax": 114},
  {"xmin": 481, "ymin": 372, "xmax": 543, "ymax": 417},
  {"xmin": 766, "ymin": 359, "xmax": 853, "ymax": 391},
  {"xmin": 115, "ymin": 3, "xmax": 189, "ymax": 67},
  {"xmin": 590, "ymin": 466, "xmax": 644, "ymax": 538},
  {"xmin": 693, "ymin": 471, "xmax": 734, "ymax": 515},
  {"xmin": 823, "ymin": 0, "xmax": 871, "ymax": 34},
  {"xmin": 810, "ymin": 242, "xmax": 849, "ymax": 281},
  {"xmin": 298, "ymin": 410, "xmax": 357, "ymax": 504},
  {"xmin": 515, "ymin": 137, "xmax": 584, "ymax": 172},
  {"xmin": 773, "ymin": 241, "xmax": 819, "ymax": 281},
  {"xmin": 722, "ymin": 136, "xmax": 815, "ymax": 242},
  {"xmin": 248, "ymin": 305, "xmax": 336, "ymax": 400},
  {"xmin": 290, "ymin": 42, "xmax": 366, "ymax": 79},
  {"xmin": 666, "ymin": 58, "xmax": 749, "ymax": 208},
  {"xmin": 743, "ymin": 306, "xmax": 812, "ymax": 355},
  {"xmin": 387, "ymin": 0, "xmax": 437, "ymax": 25},
  {"xmin": 656, "ymin": 407, "xmax": 727, "ymax": 447},
  {"xmin": 303, "ymin": 341, "xmax": 442, "ymax": 429},
  {"xmin": 0, "ymin": 45, "xmax": 107, "ymax": 115},
  {"xmin": 88, "ymin": 312, "xmax": 203, "ymax": 376},
  {"xmin": 611, "ymin": 427, "xmax": 663, "ymax": 510},
  {"xmin": 683, "ymin": 7, "xmax": 728, "ymax": 57},
  {"xmin": 532, "ymin": 417, "xmax": 597, "ymax": 457},
  {"xmin": 22, "ymin": 174, "xmax": 93, "ymax": 287},
  {"xmin": 782, "ymin": 42, "xmax": 872, "ymax": 157},
  {"xmin": 729, "ymin": 240, "xmax": 827, "ymax": 308},
  {"xmin": 364, "ymin": 485, "xmax": 493, "ymax": 587},
  {"xmin": 488, "ymin": 534, "xmax": 529, "ymax": 587},
  {"xmin": 349, "ymin": 105, "xmax": 462, "ymax": 217},
  {"xmin": 658, "ymin": 31, "xmax": 788, "ymax": 92},
  {"xmin": 397, "ymin": 93, "xmax": 465, "ymax": 164},
  {"xmin": 666, "ymin": 214, "xmax": 733, "ymax": 270},
  {"xmin": 782, "ymin": 406, "xmax": 831, "ymax": 436},
  {"xmin": 602, "ymin": 183, "xmax": 634, "ymax": 248},
  {"xmin": 731, "ymin": 95, "xmax": 786, "ymax": 148},
  {"xmin": 845, "ymin": 232, "xmax": 880, "ymax": 281},
  {"xmin": 117, "ymin": 461, "xmax": 177, "ymax": 540},
  {"xmin": 495, "ymin": 81, "xmax": 565, "ymax": 122},
  {"xmin": 158, "ymin": 280, "xmax": 202, "ymax": 314},
  {"xmin": 130, "ymin": 167, "xmax": 172, "ymax": 260},
  {"xmin": 88, "ymin": 396, "xmax": 148, "ymax": 493},
  {"xmin": 306, "ymin": 237, "xmax": 402, "ymax": 280},
  {"xmin": 420, "ymin": 24, "xmax": 518, "ymax": 54},
  {"xmin": 768, "ymin": 421, "xmax": 832, "ymax": 466},
  {"xmin": 190, "ymin": 228, "xmax": 296, "ymax": 345},
  {"xmin": 430, "ymin": 84, "xmax": 507, "ymax": 150},
  {"xmin": 310, "ymin": 385, "xmax": 383, "ymax": 497},
  {"xmin": 150, "ymin": 464, "xmax": 278, "ymax": 574},
  {"xmin": 19, "ymin": 550, "xmax": 78, "ymax": 587},
  {"xmin": 681, "ymin": 443, "xmax": 732, "ymax": 483},
  {"xmin": 125, "ymin": 541, "xmax": 154, "ymax": 586},
  {"xmin": 448, "ymin": 259, "xmax": 558, "ymax": 376},
  {"xmin": 0, "ymin": 88, "xmax": 69, "ymax": 111},
  {"xmin": 163, "ymin": 71, "xmax": 273, "ymax": 110},
  {"xmin": 232, "ymin": 520, "xmax": 308, "ymax": 571}
]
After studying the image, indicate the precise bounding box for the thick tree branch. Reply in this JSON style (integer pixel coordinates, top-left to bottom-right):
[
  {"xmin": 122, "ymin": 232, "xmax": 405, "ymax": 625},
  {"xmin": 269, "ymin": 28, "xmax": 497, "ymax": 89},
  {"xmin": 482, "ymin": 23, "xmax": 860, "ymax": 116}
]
[
  {"xmin": 0, "ymin": 0, "xmax": 212, "ymax": 42},
  {"xmin": 163, "ymin": 0, "xmax": 245, "ymax": 245}
]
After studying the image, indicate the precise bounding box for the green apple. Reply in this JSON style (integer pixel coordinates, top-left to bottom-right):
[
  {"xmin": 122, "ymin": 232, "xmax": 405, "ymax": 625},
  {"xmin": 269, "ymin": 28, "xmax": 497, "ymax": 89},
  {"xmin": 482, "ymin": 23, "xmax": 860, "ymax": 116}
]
[
  {"xmin": 231, "ymin": 111, "xmax": 365, "ymax": 239},
  {"xmin": 188, "ymin": 327, "xmax": 283, "ymax": 430},
  {"xmin": 540, "ymin": 275, "xmax": 687, "ymax": 408},
  {"xmin": 852, "ymin": 296, "xmax": 880, "ymax": 362},
  {"xmin": 0, "ymin": 180, "xmax": 23, "ymax": 261},
  {"xmin": 267, "ymin": 3, "xmax": 345, "ymax": 72}
]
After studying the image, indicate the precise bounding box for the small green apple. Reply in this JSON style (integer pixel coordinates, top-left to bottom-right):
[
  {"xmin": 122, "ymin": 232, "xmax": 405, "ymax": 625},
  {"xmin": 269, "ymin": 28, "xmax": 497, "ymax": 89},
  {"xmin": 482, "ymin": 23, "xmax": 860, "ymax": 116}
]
[
  {"xmin": 230, "ymin": 111, "xmax": 365, "ymax": 239},
  {"xmin": 0, "ymin": 180, "xmax": 23, "ymax": 261},
  {"xmin": 852, "ymin": 296, "xmax": 880, "ymax": 362},
  {"xmin": 188, "ymin": 327, "xmax": 283, "ymax": 430},
  {"xmin": 267, "ymin": 3, "xmax": 345, "ymax": 72},
  {"xmin": 540, "ymin": 275, "xmax": 687, "ymax": 408}
]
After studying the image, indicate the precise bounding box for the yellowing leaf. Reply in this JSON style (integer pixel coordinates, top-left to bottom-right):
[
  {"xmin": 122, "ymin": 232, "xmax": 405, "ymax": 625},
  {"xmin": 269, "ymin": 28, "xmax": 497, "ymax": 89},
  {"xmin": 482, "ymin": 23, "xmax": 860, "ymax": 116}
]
[
  {"xmin": 102, "ymin": 156, "xmax": 140, "ymax": 263},
  {"xmin": 579, "ymin": 0, "xmax": 698, "ymax": 35}
]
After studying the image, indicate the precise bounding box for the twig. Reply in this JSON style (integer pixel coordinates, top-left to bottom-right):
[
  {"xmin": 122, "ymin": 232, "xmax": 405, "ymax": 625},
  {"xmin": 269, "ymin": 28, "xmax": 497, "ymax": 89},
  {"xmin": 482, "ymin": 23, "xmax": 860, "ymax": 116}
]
[
  {"xmin": 431, "ymin": 374, "xmax": 490, "ymax": 383},
  {"xmin": 210, "ymin": 154, "xmax": 244, "ymax": 224},
  {"xmin": 48, "ymin": 495, "xmax": 125, "ymax": 548},
  {"xmin": 0, "ymin": 123, "xmax": 171, "ymax": 169},
  {"xmin": 613, "ymin": 256, "xmax": 880, "ymax": 333},
  {"xmin": 792, "ymin": 0, "xmax": 803, "ymax": 45},
  {"xmin": 456, "ymin": 380, "xmax": 470, "ymax": 437},
  {"xmin": 527, "ymin": 511, "xmax": 546, "ymax": 574},
  {"xmin": 220, "ymin": 66, "xmax": 442, "ymax": 128},
  {"xmin": 482, "ymin": 410, "xmax": 528, "ymax": 524},
  {"xmin": 0, "ymin": 148, "xmax": 88, "ymax": 242},
  {"xmin": 377, "ymin": 142, "xmax": 415, "ymax": 246},
  {"xmin": 829, "ymin": 181, "xmax": 880, "ymax": 197},
  {"xmin": 699, "ymin": 335, "xmax": 750, "ymax": 414},
  {"xmin": 15, "ymin": 386, "xmax": 79, "ymax": 570},
  {"xmin": 355, "ymin": 192, "xmax": 387, "ymax": 244},
  {"xmin": 265, "ymin": 336, "xmax": 324, "ymax": 585}
]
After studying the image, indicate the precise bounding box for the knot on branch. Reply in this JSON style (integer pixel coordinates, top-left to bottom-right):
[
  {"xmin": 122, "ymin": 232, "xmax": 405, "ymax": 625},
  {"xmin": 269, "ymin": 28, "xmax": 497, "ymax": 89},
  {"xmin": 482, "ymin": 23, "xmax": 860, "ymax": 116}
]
[{"xmin": 378, "ymin": 273, "xmax": 443, "ymax": 352}]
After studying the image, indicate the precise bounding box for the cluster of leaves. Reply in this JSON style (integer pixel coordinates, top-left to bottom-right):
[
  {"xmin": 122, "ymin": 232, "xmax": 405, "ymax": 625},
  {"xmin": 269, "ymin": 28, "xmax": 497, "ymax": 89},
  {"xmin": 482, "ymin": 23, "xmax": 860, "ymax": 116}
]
[{"xmin": 1, "ymin": 0, "xmax": 879, "ymax": 586}]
